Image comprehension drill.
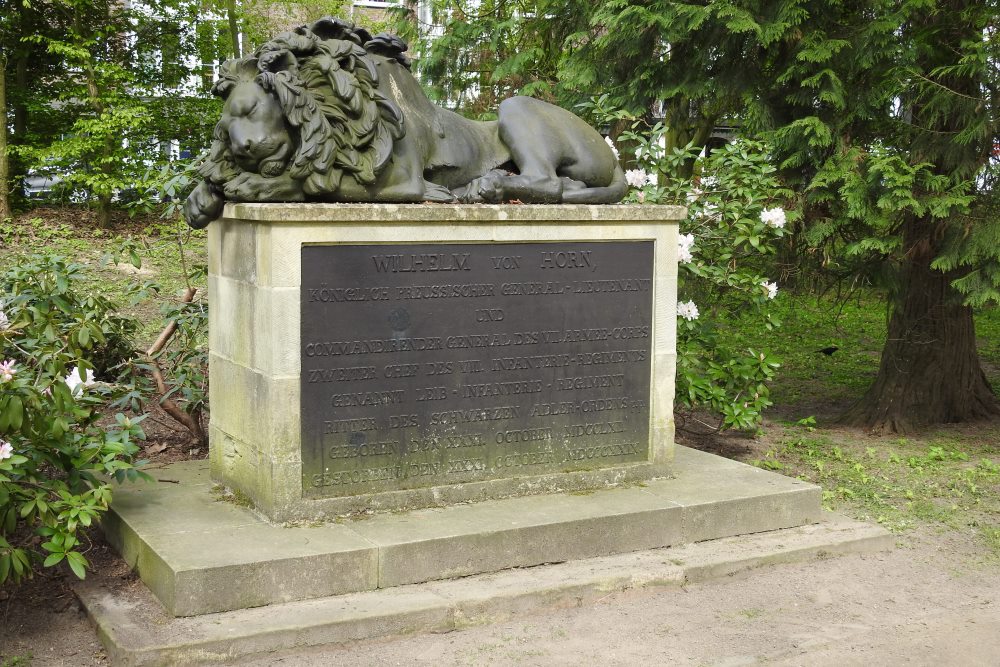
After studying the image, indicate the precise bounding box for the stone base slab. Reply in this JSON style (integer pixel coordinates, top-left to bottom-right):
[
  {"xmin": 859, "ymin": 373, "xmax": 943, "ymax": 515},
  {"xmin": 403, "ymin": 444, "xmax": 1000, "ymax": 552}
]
[
  {"xmin": 81, "ymin": 513, "xmax": 892, "ymax": 666},
  {"xmin": 102, "ymin": 447, "xmax": 821, "ymax": 617}
]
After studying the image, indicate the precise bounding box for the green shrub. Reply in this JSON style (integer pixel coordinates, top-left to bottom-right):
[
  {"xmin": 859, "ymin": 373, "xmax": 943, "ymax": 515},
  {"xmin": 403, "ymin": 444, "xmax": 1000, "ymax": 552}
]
[
  {"xmin": 0, "ymin": 255, "xmax": 149, "ymax": 583},
  {"xmin": 659, "ymin": 141, "xmax": 788, "ymax": 430},
  {"xmin": 589, "ymin": 97, "xmax": 790, "ymax": 431}
]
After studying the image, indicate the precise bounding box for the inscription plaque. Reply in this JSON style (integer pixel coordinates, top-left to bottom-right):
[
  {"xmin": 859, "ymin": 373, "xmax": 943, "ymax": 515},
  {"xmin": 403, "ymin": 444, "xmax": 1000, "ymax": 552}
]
[{"xmin": 301, "ymin": 241, "xmax": 654, "ymax": 497}]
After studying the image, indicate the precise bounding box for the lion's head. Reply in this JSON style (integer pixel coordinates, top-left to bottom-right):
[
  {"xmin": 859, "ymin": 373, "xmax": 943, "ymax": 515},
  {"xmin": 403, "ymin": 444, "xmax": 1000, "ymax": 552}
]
[{"xmin": 199, "ymin": 18, "xmax": 406, "ymax": 198}]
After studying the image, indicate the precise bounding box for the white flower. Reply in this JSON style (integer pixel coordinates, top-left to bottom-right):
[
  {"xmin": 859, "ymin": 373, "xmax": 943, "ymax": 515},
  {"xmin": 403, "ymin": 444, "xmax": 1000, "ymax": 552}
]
[
  {"xmin": 761, "ymin": 207, "xmax": 786, "ymax": 229},
  {"xmin": 700, "ymin": 202, "xmax": 719, "ymax": 218},
  {"xmin": 65, "ymin": 365, "xmax": 97, "ymax": 395},
  {"xmin": 0, "ymin": 309, "xmax": 8, "ymax": 330},
  {"xmin": 677, "ymin": 300, "xmax": 700, "ymax": 321},
  {"xmin": 625, "ymin": 169, "xmax": 651, "ymax": 189},
  {"xmin": 0, "ymin": 360, "xmax": 15, "ymax": 383},
  {"xmin": 678, "ymin": 233, "xmax": 695, "ymax": 264},
  {"xmin": 762, "ymin": 280, "xmax": 778, "ymax": 300},
  {"xmin": 604, "ymin": 136, "xmax": 620, "ymax": 160},
  {"xmin": 0, "ymin": 440, "xmax": 11, "ymax": 460}
]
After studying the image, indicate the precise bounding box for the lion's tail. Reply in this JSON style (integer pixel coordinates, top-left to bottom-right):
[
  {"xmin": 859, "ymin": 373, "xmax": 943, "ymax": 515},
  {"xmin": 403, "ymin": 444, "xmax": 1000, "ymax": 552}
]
[{"xmin": 562, "ymin": 164, "xmax": 628, "ymax": 204}]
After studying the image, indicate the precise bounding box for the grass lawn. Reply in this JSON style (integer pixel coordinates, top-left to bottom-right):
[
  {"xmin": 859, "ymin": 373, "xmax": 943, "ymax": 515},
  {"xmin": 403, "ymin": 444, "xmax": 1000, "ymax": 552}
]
[
  {"xmin": 701, "ymin": 287, "xmax": 1000, "ymax": 557},
  {"xmin": 0, "ymin": 209, "xmax": 208, "ymax": 346}
]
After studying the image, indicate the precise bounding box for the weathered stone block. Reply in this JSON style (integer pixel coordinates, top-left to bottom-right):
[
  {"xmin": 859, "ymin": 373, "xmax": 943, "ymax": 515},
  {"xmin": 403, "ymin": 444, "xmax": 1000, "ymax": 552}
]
[{"xmin": 209, "ymin": 203, "xmax": 684, "ymax": 521}]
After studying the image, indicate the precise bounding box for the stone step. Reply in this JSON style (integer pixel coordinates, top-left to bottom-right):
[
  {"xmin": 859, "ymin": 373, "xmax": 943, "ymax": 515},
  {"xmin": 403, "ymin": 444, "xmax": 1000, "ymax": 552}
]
[
  {"xmin": 102, "ymin": 446, "xmax": 821, "ymax": 617},
  {"xmin": 80, "ymin": 513, "xmax": 893, "ymax": 666}
]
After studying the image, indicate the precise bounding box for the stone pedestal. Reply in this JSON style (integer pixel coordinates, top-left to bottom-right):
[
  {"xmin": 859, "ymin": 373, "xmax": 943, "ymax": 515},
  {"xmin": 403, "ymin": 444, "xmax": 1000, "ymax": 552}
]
[
  {"xmin": 89, "ymin": 202, "xmax": 854, "ymax": 662},
  {"xmin": 208, "ymin": 203, "xmax": 685, "ymax": 521}
]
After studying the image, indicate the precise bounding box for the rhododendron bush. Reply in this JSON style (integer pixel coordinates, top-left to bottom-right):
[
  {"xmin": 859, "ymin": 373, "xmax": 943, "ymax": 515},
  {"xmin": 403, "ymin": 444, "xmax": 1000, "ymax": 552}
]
[
  {"xmin": 641, "ymin": 139, "xmax": 787, "ymax": 430},
  {"xmin": 0, "ymin": 256, "xmax": 149, "ymax": 584},
  {"xmin": 591, "ymin": 102, "xmax": 791, "ymax": 431}
]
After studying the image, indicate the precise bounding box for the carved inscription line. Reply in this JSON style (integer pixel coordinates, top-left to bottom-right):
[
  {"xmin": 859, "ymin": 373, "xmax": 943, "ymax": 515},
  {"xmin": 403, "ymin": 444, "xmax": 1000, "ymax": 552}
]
[
  {"xmin": 322, "ymin": 418, "xmax": 628, "ymax": 442},
  {"xmin": 306, "ymin": 329, "xmax": 648, "ymax": 356},
  {"xmin": 310, "ymin": 442, "xmax": 643, "ymax": 488},
  {"xmin": 305, "ymin": 357, "xmax": 646, "ymax": 385},
  {"xmin": 307, "ymin": 279, "xmax": 652, "ymax": 304}
]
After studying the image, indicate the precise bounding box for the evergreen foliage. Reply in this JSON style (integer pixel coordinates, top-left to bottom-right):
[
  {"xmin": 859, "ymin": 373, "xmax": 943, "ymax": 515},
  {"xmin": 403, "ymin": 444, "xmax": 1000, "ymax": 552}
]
[{"xmin": 746, "ymin": 0, "xmax": 1000, "ymax": 429}]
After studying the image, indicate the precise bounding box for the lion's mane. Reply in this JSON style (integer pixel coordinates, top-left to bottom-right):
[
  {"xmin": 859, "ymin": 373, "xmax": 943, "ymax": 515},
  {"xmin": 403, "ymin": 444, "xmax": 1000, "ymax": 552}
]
[{"xmin": 199, "ymin": 18, "xmax": 405, "ymax": 197}]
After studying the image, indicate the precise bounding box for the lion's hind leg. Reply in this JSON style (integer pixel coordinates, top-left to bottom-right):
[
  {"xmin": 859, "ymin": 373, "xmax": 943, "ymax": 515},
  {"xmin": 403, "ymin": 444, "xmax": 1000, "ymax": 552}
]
[
  {"xmin": 495, "ymin": 98, "xmax": 568, "ymax": 203},
  {"xmin": 561, "ymin": 164, "xmax": 628, "ymax": 204},
  {"xmin": 497, "ymin": 96, "xmax": 626, "ymax": 204}
]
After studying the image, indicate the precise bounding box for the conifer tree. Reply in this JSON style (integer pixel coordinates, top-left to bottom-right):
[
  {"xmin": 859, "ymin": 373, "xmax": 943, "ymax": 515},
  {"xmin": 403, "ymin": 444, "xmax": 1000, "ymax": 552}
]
[{"xmin": 750, "ymin": 0, "xmax": 1000, "ymax": 431}]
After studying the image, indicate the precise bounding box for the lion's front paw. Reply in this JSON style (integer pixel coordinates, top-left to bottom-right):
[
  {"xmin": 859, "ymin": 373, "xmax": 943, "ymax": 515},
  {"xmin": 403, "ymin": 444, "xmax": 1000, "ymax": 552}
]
[
  {"xmin": 456, "ymin": 171, "xmax": 506, "ymax": 203},
  {"xmin": 183, "ymin": 182, "xmax": 225, "ymax": 229},
  {"xmin": 223, "ymin": 172, "xmax": 304, "ymax": 202},
  {"xmin": 422, "ymin": 181, "xmax": 458, "ymax": 203}
]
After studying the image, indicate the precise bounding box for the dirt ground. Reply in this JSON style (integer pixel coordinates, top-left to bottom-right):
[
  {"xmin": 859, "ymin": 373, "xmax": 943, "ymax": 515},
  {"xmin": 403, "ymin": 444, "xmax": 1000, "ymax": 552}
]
[
  {"xmin": 246, "ymin": 528, "xmax": 1000, "ymax": 667},
  {"xmin": 2, "ymin": 418, "xmax": 998, "ymax": 665}
]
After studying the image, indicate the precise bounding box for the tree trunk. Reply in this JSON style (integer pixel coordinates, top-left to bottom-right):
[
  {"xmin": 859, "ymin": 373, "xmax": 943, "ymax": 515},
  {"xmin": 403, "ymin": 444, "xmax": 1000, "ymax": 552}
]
[
  {"xmin": 841, "ymin": 0, "xmax": 999, "ymax": 433},
  {"xmin": 7, "ymin": 54, "xmax": 28, "ymax": 211},
  {"xmin": 0, "ymin": 55, "xmax": 11, "ymax": 221},
  {"xmin": 76, "ymin": 8, "xmax": 115, "ymax": 229},
  {"xmin": 662, "ymin": 97, "xmax": 716, "ymax": 183},
  {"xmin": 94, "ymin": 195, "xmax": 111, "ymax": 227},
  {"xmin": 227, "ymin": 0, "xmax": 242, "ymax": 58},
  {"xmin": 841, "ymin": 218, "xmax": 1000, "ymax": 432},
  {"xmin": 12, "ymin": 56, "xmax": 25, "ymax": 138}
]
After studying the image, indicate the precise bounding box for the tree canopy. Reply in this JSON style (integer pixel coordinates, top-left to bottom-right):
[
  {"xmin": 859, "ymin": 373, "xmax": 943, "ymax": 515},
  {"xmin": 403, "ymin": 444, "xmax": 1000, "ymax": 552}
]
[
  {"xmin": 398, "ymin": 0, "xmax": 1000, "ymax": 431},
  {"xmin": 0, "ymin": 0, "xmax": 349, "ymax": 223}
]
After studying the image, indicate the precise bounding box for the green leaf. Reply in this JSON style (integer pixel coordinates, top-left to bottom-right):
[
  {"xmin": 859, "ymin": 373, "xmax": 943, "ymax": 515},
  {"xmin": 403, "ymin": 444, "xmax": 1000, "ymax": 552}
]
[
  {"xmin": 7, "ymin": 396, "xmax": 23, "ymax": 431},
  {"xmin": 67, "ymin": 551, "xmax": 88, "ymax": 580},
  {"xmin": 19, "ymin": 500, "xmax": 35, "ymax": 518},
  {"xmin": 11, "ymin": 550, "xmax": 25, "ymax": 575},
  {"xmin": 43, "ymin": 552, "xmax": 65, "ymax": 567}
]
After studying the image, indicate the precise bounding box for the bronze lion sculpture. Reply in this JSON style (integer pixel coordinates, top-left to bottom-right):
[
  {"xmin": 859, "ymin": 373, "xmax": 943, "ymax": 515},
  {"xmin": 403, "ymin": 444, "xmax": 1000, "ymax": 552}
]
[{"xmin": 183, "ymin": 18, "xmax": 626, "ymax": 228}]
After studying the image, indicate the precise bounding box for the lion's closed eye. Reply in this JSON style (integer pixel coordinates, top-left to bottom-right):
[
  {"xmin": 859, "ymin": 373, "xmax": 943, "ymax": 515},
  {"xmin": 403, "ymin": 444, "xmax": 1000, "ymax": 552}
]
[{"xmin": 231, "ymin": 98, "xmax": 258, "ymax": 117}]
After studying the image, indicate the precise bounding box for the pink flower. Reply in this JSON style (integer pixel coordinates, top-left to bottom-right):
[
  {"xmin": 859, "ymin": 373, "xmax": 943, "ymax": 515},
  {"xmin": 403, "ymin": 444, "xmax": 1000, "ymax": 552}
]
[
  {"xmin": 0, "ymin": 360, "xmax": 16, "ymax": 383},
  {"xmin": 0, "ymin": 440, "xmax": 12, "ymax": 460},
  {"xmin": 625, "ymin": 169, "xmax": 652, "ymax": 188}
]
